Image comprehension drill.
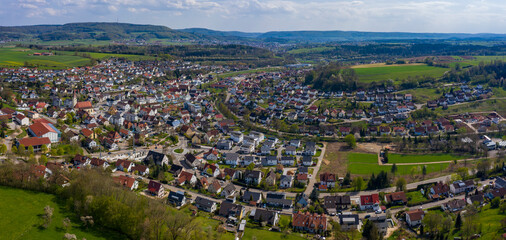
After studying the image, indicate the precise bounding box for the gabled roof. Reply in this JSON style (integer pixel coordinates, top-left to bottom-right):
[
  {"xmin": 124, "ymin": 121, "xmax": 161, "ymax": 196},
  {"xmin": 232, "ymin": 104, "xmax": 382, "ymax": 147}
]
[{"xmin": 18, "ymin": 137, "xmax": 51, "ymax": 147}]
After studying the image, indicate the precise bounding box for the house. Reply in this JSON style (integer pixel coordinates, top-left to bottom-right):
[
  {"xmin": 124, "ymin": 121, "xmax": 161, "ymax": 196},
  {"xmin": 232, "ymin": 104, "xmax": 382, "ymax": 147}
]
[
  {"xmin": 280, "ymin": 175, "xmax": 294, "ymax": 188},
  {"xmin": 338, "ymin": 214, "xmax": 361, "ymax": 231},
  {"xmin": 144, "ymin": 150, "xmax": 169, "ymax": 166},
  {"xmin": 218, "ymin": 201, "xmax": 245, "ymax": 219},
  {"xmin": 115, "ymin": 159, "xmax": 134, "ymax": 172},
  {"xmin": 89, "ymin": 158, "xmax": 109, "ymax": 169},
  {"xmin": 178, "ymin": 171, "xmax": 197, "ymax": 186},
  {"xmin": 230, "ymin": 131, "xmax": 244, "ymax": 143},
  {"xmin": 147, "ymin": 180, "xmax": 165, "ymax": 198},
  {"xmin": 486, "ymin": 188, "xmax": 506, "ymax": 200},
  {"xmin": 131, "ymin": 165, "xmax": 149, "ymax": 176},
  {"xmin": 225, "ymin": 152, "xmax": 240, "ymax": 166},
  {"xmin": 320, "ymin": 172, "xmax": 336, "ymax": 188},
  {"xmin": 303, "ymin": 142, "xmax": 317, "ymax": 156},
  {"xmin": 220, "ymin": 168, "xmax": 239, "ymax": 181},
  {"xmin": 113, "ymin": 175, "xmax": 138, "ymax": 190},
  {"xmin": 204, "ymin": 148, "xmax": 219, "ymax": 161},
  {"xmin": 73, "ymin": 154, "xmax": 91, "ymax": 167},
  {"xmin": 28, "ymin": 122, "xmax": 60, "ymax": 143},
  {"xmin": 14, "ymin": 114, "xmax": 29, "ymax": 126},
  {"xmin": 292, "ymin": 212, "xmax": 327, "ymax": 233},
  {"xmin": 467, "ymin": 193, "xmax": 484, "ymax": 205},
  {"xmin": 242, "ymin": 191, "xmax": 262, "ymax": 205},
  {"xmin": 203, "ymin": 163, "xmax": 220, "ymax": 177},
  {"xmin": 75, "ymin": 101, "xmax": 94, "ymax": 114},
  {"xmin": 194, "ymin": 196, "xmax": 217, "ymax": 213},
  {"xmin": 430, "ymin": 182, "xmax": 450, "ymax": 199},
  {"xmin": 384, "ymin": 192, "xmax": 408, "ymax": 205},
  {"xmin": 323, "ymin": 195, "xmax": 351, "ymax": 215},
  {"xmin": 208, "ymin": 180, "xmax": 222, "ymax": 194},
  {"xmin": 296, "ymin": 193, "xmax": 309, "ymax": 208},
  {"xmin": 240, "ymin": 143, "xmax": 255, "ymax": 154},
  {"xmin": 369, "ymin": 216, "xmax": 389, "ymax": 236},
  {"xmin": 262, "ymin": 156, "xmax": 278, "ymax": 166},
  {"xmin": 265, "ymin": 192, "xmax": 293, "ymax": 208},
  {"xmin": 360, "ymin": 194, "xmax": 380, "ymax": 211},
  {"xmin": 302, "ymin": 156, "xmax": 313, "ymax": 166},
  {"xmin": 265, "ymin": 171, "xmax": 277, "ymax": 186},
  {"xmin": 253, "ymin": 209, "xmax": 279, "ymax": 226},
  {"xmin": 184, "ymin": 153, "xmax": 200, "ymax": 168},
  {"xmin": 167, "ymin": 191, "xmax": 186, "ymax": 207},
  {"xmin": 450, "ymin": 180, "xmax": 475, "ymax": 194},
  {"xmin": 285, "ymin": 145, "xmax": 297, "ymax": 155},
  {"xmin": 17, "ymin": 137, "xmax": 51, "ymax": 152},
  {"xmin": 217, "ymin": 140, "xmax": 232, "ymax": 150},
  {"xmin": 243, "ymin": 156, "xmax": 255, "ymax": 166},
  {"xmin": 169, "ymin": 164, "xmax": 183, "ymax": 177},
  {"xmin": 495, "ymin": 177, "xmax": 506, "ymax": 189},
  {"xmin": 220, "ymin": 183, "xmax": 237, "ymax": 198},
  {"xmin": 290, "ymin": 139, "xmax": 301, "ymax": 148},
  {"xmin": 280, "ymin": 156, "xmax": 295, "ymax": 166},
  {"xmin": 405, "ymin": 209, "xmax": 425, "ymax": 227}
]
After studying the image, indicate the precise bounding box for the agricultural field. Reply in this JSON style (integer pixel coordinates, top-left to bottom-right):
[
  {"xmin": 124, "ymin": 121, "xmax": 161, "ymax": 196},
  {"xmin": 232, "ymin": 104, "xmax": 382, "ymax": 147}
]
[
  {"xmin": 348, "ymin": 152, "xmax": 378, "ymax": 164},
  {"xmin": 242, "ymin": 226, "xmax": 306, "ymax": 240},
  {"xmin": 0, "ymin": 186, "xmax": 123, "ymax": 240},
  {"xmin": 451, "ymin": 55, "xmax": 506, "ymax": 67},
  {"xmin": 216, "ymin": 67, "xmax": 282, "ymax": 78},
  {"xmin": 57, "ymin": 51, "xmax": 157, "ymax": 61},
  {"xmin": 287, "ymin": 46, "xmax": 335, "ymax": 54},
  {"xmin": 347, "ymin": 158, "xmax": 449, "ymax": 176},
  {"xmin": 0, "ymin": 47, "xmax": 91, "ymax": 69},
  {"xmin": 352, "ymin": 64, "xmax": 447, "ymax": 83},
  {"xmin": 388, "ymin": 153, "xmax": 469, "ymax": 164}
]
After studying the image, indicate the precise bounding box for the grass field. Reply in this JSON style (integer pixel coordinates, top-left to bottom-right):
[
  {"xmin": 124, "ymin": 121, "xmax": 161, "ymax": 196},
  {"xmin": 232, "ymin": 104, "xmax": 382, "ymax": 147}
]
[
  {"xmin": 287, "ymin": 46, "xmax": 335, "ymax": 54},
  {"xmin": 57, "ymin": 51, "xmax": 157, "ymax": 61},
  {"xmin": 348, "ymin": 152, "xmax": 378, "ymax": 164},
  {"xmin": 0, "ymin": 47, "xmax": 91, "ymax": 69},
  {"xmin": 405, "ymin": 191, "xmax": 428, "ymax": 205},
  {"xmin": 217, "ymin": 67, "xmax": 281, "ymax": 78},
  {"xmin": 348, "ymin": 160, "xmax": 449, "ymax": 176},
  {"xmin": 352, "ymin": 64, "xmax": 447, "ymax": 83},
  {"xmin": 451, "ymin": 55, "xmax": 506, "ymax": 67},
  {"xmin": 397, "ymin": 88, "xmax": 441, "ymax": 103},
  {"xmin": 436, "ymin": 99, "xmax": 506, "ymax": 117},
  {"xmin": 242, "ymin": 226, "xmax": 307, "ymax": 240},
  {"xmin": 0, "ymin": 186, "xmax": 123, "ymax": 240},
  {"xmin": 388, "ymin": 153, "xmax": 468, "ymax": 164},
  {"xmin": 449, "ymin": 204, "xmax": 505, "ymax": 240}
]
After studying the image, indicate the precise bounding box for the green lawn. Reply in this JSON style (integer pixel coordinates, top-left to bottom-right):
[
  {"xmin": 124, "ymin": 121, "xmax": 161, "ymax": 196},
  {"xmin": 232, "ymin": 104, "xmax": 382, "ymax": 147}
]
[
  {"xmin": 353, "ymin": 64, "xmax": 447, "ymax": 83},
  {"xmin": 242, "ymin": 226, "xmax": 307, "ymax": 240},
  {"xmin": 405, "ymin": 191, "xmax": 428, "ymax": 205},
  {"xmin": 0, "ymin": 186, "xmax": 124, "ymax": 240},
  {"xmin": 0, "ymin": 47, "xmax": 91, "ymax": 69},
  {"xmin": 217, "ymin": 67, "xmax": 281, "ymax": 78},
  {"xmin": 436, "ymin": 99, "xmax": 506, "ymax": 117},
  {"xmin": 388, "ymin": 153, "xmax": 468, "ymax": 164},
  {"xmin": 397, "ymin": 88, "xmax": 441, "ymax": 103},
  {"xmin": 348, "ymin": 161, "xmax": 449, "ymax": 176},
  {"xmin": 449, "ymin": 204, "xmax": 505, "ymax": 240},
  {"xmin": 348, "ymin": 153, "xmax": 378, "ymax": 164},
  {"xmin": 57, "ymin": 51, "xmax": 157, "ymax": 61}
]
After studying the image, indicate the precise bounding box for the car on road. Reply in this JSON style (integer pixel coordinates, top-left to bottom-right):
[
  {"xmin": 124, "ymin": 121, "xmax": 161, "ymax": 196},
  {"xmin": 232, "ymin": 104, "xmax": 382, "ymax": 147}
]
[{"xmin": 364, "ymin": 215, "xmax": 371, "ymax": 219}]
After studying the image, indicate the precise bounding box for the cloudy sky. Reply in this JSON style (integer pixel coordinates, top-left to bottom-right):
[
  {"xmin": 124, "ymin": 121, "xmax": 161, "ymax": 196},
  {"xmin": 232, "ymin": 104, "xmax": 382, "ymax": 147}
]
[{"xmin": 2, "ymin": 0, "xmax": 505, "ymax": 33}]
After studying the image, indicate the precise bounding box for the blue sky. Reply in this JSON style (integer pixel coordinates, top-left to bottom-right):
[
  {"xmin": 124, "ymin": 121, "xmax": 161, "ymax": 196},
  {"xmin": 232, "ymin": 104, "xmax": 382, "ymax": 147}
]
[{"xmin": 2, "ymin": 0, "xmax": 505, "ymax": 33}]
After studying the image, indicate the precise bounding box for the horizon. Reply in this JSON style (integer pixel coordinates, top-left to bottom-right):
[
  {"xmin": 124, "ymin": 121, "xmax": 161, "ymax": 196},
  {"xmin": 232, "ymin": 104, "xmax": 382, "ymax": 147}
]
[
  {"xmin": 2, "ymin": 0, "xmax": 506, "ymax": 34},
  {"xmin": 2, "ymin": 21, "xmax": 506, "ymax": 36}
]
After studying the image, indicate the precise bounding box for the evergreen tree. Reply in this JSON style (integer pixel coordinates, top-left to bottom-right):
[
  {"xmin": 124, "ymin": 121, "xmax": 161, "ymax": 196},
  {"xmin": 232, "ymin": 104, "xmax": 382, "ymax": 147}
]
[{"xmin": 455, "ymin": 213, "xmax": 462, "ymax": 230}]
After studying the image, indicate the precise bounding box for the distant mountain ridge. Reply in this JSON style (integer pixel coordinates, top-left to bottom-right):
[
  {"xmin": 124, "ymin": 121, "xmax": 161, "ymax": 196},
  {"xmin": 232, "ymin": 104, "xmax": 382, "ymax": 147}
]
[{"xmin": 1, "ymin": 22, "xmax": 506, "ymax": 43}]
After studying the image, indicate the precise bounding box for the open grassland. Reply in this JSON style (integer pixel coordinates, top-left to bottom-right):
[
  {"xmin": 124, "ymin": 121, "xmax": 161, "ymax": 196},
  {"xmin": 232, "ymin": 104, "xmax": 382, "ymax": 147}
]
[
  {"xmin": 353, "ymin": 64, "xmax": 447, "ymax": 83},
  {"xmin": 321, "ymin": 143, "xmax": 451, "ymax": 179},
  {"xmin": 397, "ymin": 88, "xmax": 441, "ymax": 103},
  {"xmin": 451, "ymin": 55, "xmax": 506, "ymax": 67},
  {"xmin": 351, "ymin": 63, "xmax": 425, "ymax": 68},
  {"xmin": 242, "ymin": 226, "xmax": 306, "ymax": 240},
  {"xmin": 217, "ymin": 67, "xmax": 282, "ymax": 78},
  {"xmin": 0, "ymin": 47, "xmax": 91, "ymax": 69},
  {"xmin": 388, "ymin": 153, "xmax": 469, "ymax": 164},
  {"xmin": 9, "ymin": 39, "xmax": 113, "ymax": 46},
  {"xmin": 57, "ymin": 51, "xmax": 157, "ymax": 61},
  {"xmin": 287, "ymin": 46, "xmax": 335, "ymax": 54},
  {"xmin": 449, "ymin": 204, "xmax": 505, "ymax": 240},
  {"xmin": 0, "ymin": 186, "xmax": 123, "ymax": 240},
  {"xmin": 436, "ymin": 99, "xmax": 506, "ymax": 117}
]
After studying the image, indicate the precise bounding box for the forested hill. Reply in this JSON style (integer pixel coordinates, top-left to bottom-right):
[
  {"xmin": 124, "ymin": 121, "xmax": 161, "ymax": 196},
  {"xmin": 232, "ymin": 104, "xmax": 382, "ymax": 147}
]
[
  {"xmin": 257, "ymin": 30, "xmax": 506, "ymax": 42},
  {"xmin": 2, "ymin": 22, "xmax": 506, "ymax": 43},
  {"xmin": 0, "ymin": 22, "xmax": 198, "ymax": 41}
]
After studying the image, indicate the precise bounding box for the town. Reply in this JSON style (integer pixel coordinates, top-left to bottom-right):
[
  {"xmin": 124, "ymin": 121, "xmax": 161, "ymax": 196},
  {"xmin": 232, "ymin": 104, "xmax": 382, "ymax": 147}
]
[{"xmin": 0, "ymin": 47, "xmax": 505, "ymax": 240}]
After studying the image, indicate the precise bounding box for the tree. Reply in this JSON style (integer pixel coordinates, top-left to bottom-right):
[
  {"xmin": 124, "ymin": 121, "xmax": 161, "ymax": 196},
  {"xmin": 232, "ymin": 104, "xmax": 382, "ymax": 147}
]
[
  {"xmin": 455, "ymin": 213, "xmax": 462, "ymax": 230},
  {"xmin": 342, "ymin": 172, "xmax": 351, "ymax": 186},
  {"xmin": 11, "ymin": 146, "xmax": 17, "ymax": 154},
  {"xmin": 391, "ymin": 163, "xmax": 397, "ymax": 174},
  {"xmin": 0, "ymin": 144, "xmax": 6, "ymax": 155},
  {"xmin": 491, "ymin": 197, "xmax": 501, "ymax": 208},
  {"xmin": 310, "ymin": 187, "xmax": 319, "ymax": 201},
  {"xmin": 28, "ymin": 145, "xmax": 34, "ymax": 155},
  {"xmin": 41, "ymin": 144, "xmax": 48, "ymax": 153},
  {"xmin": 457, "ymin": 167, "xmax": 469, "ymax": 180},
  {"xmin": 42, "ymin": 205, "xmax": 54, "ymax": 228},
  {"xmin": 353, "ymin": 177, "xmax": 363, "ymax": 191},
  {"xmin": 422, "ymin": 165, "xmax": 427, "ymax": 177},
  {"xmin": 395, "ymin": 177, "xmax": 407, "ymax": 192},
  {"xmin": 18, "ymin": 144, "xmax": 25, "ymax": 156},
  {"xmin": 246, "ymin": 162, "xmax": 255, "ymax": 171},
  {"xmin": 344, "ymin": 134, "xmax": 356, "ymax": 149},
  {"xmin": 63, "ymin": 217, "xmax": 71, "ymax": 232},
  {"xmin": 362, "ymin": 219, "xmax": 380, "ymax": 240}
]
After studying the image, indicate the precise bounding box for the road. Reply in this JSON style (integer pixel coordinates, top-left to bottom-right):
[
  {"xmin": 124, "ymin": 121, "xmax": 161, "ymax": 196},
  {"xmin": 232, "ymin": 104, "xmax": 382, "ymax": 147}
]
[{"xmin": 303, "ymin": 142, "xmax": 326, "ymax": 197}]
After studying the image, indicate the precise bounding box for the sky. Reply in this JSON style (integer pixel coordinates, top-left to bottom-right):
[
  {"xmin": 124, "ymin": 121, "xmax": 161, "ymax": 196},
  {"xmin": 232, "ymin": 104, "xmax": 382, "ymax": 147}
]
[{"xmin": 2, "ymin": 0, "xmax": 506, "ymax": 33}]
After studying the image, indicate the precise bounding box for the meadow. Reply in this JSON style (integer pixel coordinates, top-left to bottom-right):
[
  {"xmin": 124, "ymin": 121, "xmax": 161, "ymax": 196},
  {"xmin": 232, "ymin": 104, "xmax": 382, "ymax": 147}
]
[
  {"xmin": 57, "ymin": 51, "xmax": 157, "ymax": 61},
  {"xmin": 352, "ymin": 64, "xmax": 448, "ymax": 83},
  {"xmin": 436, "ymin": 99, "xmax": 506, "ymax": 117},
  {"xmin": 216, "ymin": 67, "xmax": 281, "ymax": 78},
  {"xmin": 388, "ymin": 153, "xmax": 469, "ymax": 164},
  {"xmin": 397, "ymin": 88, "xmax": 441, "ymax": 103},
  {"xmin": 0, "ymin": 47, "xmax": 91, "ymax": 69},
  {"xmin": 0, "ymin": 186, "xmax": 123, "ymax": 240}
]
